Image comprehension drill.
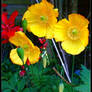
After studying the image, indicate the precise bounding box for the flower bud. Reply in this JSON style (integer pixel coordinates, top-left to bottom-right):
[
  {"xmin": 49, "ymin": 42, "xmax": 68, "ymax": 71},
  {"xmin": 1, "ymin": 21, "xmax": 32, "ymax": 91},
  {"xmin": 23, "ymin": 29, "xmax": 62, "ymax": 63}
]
[
  {"xmin": 19, "ymin": 70, "xmax": 26, "ymax": 77},
  {"xmin": 26, "ymin": 59, "xmax": 30, "ymax": 66},
  {"xmin": 59, "ymin": 83, "xmax": 64, "ymax": 92}
]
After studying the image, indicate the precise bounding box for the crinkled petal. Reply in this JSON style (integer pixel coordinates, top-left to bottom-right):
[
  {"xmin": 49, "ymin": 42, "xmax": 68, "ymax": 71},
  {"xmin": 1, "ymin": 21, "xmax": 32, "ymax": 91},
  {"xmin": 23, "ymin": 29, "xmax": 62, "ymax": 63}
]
[
  {"xmin": 42, "ymin": 0, "xmax": 54, "ymax": 8},
  {"xmin": 54, "ymin": 8, "xmax": 58, "ymax": 17},
  {"xmin": 80, "ymin": 28, "xmax": 89, "ymax": 47},
  {"xmin": 28, "ymin": 46, "xmax": 40, "ymax": 64},
  {"xmin": 22, "ymin": 10, "xmax": 31, "ymax": 20},
  {"xmin": 10, "ymin": 48, "xmax": 27, "ymax": 65},
  {"xmin": 45, "ymin": 25, "xmax": 54, "ymax": 39},
  {"xmin": 22, "ymin": 0, "xmax": 58, "ymax": 38},
  {"xmin": 61, "ymin": 39, "xmax": 85, "ymax": 55},
  {"xmin": 30, "ymin": 24, "xmax": 46, "ymax": 37},
  {"xmin": 68, "ymin": 14, "xmax": 89, "ymax": 28},
  {"xmin": 9, "ymin": 31, "xmax": 34, "ymax": 48},
  {"xmin": 54, "ymin": 19, "xmax": 70, "ymax": 42}
]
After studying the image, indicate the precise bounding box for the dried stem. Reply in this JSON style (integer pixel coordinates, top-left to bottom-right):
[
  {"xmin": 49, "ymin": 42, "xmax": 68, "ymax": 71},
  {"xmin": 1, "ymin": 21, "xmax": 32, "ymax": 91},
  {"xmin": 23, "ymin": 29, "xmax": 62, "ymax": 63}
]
[
  {"xmin": 53, "ymin": 67, "xmax": 77, "ymax": 87},
  {"xmin": 58, "ymin": 42, "xmax": 70, "ymax": 80},
  {"xmin": 35, "ymin": 0, "xmax": 71, "ymax": 83},
  {"xmin": 52, "ymin": 39, "xmax": 71, "ymax": 83}
]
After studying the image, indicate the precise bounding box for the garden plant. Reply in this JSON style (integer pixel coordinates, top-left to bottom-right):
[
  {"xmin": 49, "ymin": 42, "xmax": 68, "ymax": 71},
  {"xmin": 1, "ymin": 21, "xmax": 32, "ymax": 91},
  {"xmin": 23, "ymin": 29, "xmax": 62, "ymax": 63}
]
[{"xmin": 1, "ymin": 0, "xmax": 91, "ymax": 92}]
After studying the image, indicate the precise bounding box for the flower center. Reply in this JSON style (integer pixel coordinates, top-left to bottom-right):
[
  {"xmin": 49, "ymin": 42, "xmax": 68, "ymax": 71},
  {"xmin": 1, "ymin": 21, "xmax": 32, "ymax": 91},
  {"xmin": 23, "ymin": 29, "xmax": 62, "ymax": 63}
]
[
  {"xmin": 40, "ymin": 16, "xmax": 48, "ymax": 21},
  {"xmin": 67, "ymin": 28, "xmax": 79, "ymax": 40},
  {"xmin": 72, "ymin": 29, "xmax": 78, "ymax": 35}
]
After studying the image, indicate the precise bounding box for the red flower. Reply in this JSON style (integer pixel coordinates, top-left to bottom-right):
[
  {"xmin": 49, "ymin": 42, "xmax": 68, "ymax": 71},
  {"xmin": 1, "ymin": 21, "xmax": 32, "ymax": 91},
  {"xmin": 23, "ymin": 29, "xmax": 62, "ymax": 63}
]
[
  {"xmin": 19, "ymin": 70, "xmax": 26, "ymax": 77},
  {"xmin": 39, "ymin": 38, "xmax": 46, "ymax": 44},
  {"xmin": 43, "ymin": 43, "xmax": 48, "ymax": 48},
  {"xmin": 40, "ymin": 42, "xmax": 48, "ymax": 49},
  {"xmin": 1, "ymin": 11, "xmax": 23, "ymax": 44},
  {"xmin": 2, "ymin": 3, "xmax": 8, "ymax": 7},
  {"xmin": 39, "ymin": 38, "xmax": 48, "ymax": 49},
  {"xmin": 21, "ymin": 66, "xmax": 25, "ymax": 69}
]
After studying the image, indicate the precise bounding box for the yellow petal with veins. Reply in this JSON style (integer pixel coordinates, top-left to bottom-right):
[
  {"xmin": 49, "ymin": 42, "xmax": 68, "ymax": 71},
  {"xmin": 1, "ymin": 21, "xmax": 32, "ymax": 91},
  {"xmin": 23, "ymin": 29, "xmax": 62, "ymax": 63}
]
[
  {"xmin": 9, "ymin": 31, "xmax": 34, "ymax": 48},
  {"xmin": 28, "ymin": 46, "xmax": 40, "ymax": 64},
  {"xmin": 61, "ymin": 39, "xmax": 85, "ymax": 55}
]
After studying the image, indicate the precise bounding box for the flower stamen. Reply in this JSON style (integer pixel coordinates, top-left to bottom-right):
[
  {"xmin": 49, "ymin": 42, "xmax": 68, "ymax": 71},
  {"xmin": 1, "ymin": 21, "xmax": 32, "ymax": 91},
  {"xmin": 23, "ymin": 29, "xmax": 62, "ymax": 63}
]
[
  {"xmin": 68, "ymin": 28, "xmax": 79, "ymax": 40},
  {"xmin": 72, "ymin": 29, "xmax": 78, "ymax": 35},
  {"xmin": 40, "ymin": 16, "xmax": 48, "ymax": 21}
]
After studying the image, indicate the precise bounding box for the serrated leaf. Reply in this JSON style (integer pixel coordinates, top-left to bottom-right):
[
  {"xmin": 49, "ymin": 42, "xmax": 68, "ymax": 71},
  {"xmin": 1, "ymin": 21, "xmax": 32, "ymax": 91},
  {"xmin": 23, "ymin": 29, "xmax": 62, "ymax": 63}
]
[
  {"xmin": 74, "ymin": 65, "xmax": 90, "ymax": 92},
  {"xmin": 63, "ymin": 83, "xmax": 74, "ymax": 92}
]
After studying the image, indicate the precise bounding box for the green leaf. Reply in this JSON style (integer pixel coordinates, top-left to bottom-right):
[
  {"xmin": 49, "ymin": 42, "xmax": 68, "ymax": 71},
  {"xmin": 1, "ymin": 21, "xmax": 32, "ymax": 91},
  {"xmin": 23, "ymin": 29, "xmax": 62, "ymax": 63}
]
[
  {"xmin": 74, "ymin": 65, "xmax": 90, "ymax": 92},
  {"xmin": 63, "ymin": 83, "xmax": 75, "ymax": 92},
  {"xmin": 2, "ymin": 81, "xmax": 10, "ymax": 90},
  {"xmin": 22, "ymin": 19, "xmax": 27, "ymax": 33},
  {"xmin": 30, "ymin": 88, "xmax": 38, "ymax": 92},
  {"xmin": 8, "ymin": 73, "xmax": 18, "ymax": 89},
  {"xmin": 23, "ymin": 88, "xmax": 30, "ymax": 92},
  {"xmin": 3, "ymin": 89, "xmax": 11, "ymax": 92},
  {"xmin": 17, "ymin": 48, "xmax": 24, "ymax": 61},
  {"xmin": 17, "ymin": 79, "xmax": 26, "ymax": 91}
]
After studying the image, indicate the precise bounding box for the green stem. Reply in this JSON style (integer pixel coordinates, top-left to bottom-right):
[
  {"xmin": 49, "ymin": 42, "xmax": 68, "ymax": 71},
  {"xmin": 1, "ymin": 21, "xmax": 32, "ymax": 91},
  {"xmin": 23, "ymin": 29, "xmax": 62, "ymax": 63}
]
[
  {"xmin": 55, "ymin": 0, "xmax": 58, "ymax": 8},
  {"xmin": 48, "ymin": 40, "xmax": 56, "ymax": 61},
  {"xmin": 71, "ymin": 55, "xmax": 75, "ymax": 81},
  {"xmin": 10, "ymin": 43, "xmax": 14, "ymax": 49}
]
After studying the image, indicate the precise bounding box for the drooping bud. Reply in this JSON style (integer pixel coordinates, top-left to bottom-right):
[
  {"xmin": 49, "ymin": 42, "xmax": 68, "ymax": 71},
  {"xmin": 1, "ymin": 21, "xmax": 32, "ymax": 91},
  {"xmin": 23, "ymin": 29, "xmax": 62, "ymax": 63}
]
[
  {"xmin": 43, "ymin": 57, "xmax": 47, "ymax": 68},
  {"xmin": 22, "ymin": 19, "xmax": 27, "ymax": 33},
  {"xmin": 17, "ymin": 48, "xmax": 24, "ymax": 61},
  {"xmin": 26, "ymin": 59, "xmax": 30, "ymax": 66},
  {"xmin": 59, "ymin": 83, "xmax": 64, "ymax": 92}
]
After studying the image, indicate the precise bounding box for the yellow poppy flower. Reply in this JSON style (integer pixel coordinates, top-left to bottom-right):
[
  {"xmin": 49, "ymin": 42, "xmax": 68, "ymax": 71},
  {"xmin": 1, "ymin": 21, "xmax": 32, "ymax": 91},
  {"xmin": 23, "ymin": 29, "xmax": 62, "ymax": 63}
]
[
  {"xmin": 54, "ymin": 14, "xmax": 89, "ymax": 55},
  {"xmin": 9, "ymin": 31, "xmax": 40, "ymax": 65},
  {"xmin": 22, "ymin": 0, "xmax": 58, "ymax": 39}
]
